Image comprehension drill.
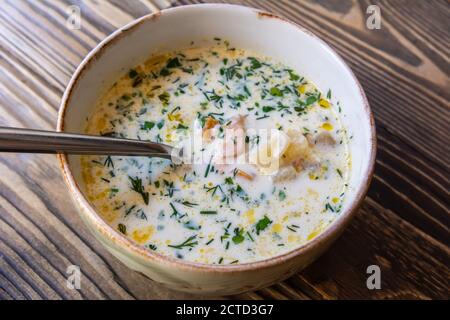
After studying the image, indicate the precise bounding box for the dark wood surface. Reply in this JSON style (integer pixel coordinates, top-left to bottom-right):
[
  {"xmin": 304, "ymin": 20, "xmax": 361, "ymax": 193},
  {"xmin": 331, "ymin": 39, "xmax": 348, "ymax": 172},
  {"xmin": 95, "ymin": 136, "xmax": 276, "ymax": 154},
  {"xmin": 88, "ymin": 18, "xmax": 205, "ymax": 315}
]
[{"xmin": 0, "ymin": 0, "xmax": 448, "ymax": 300}]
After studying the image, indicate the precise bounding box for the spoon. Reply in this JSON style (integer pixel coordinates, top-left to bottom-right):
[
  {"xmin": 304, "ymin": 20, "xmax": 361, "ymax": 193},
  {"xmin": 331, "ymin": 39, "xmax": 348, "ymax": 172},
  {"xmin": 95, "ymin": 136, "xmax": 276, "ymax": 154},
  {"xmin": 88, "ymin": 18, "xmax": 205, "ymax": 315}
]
[{"xmin": 0, "ymin": 127, "xmax": 176, "ymax": 160}]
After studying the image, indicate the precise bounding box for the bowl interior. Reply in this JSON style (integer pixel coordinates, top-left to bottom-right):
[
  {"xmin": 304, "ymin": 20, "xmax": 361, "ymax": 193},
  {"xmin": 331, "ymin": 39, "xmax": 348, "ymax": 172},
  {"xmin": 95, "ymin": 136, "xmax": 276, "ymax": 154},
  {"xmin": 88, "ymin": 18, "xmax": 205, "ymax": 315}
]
[{"xmin": 60, "ymin": 4, "xmax": 374, "ymax": 259}]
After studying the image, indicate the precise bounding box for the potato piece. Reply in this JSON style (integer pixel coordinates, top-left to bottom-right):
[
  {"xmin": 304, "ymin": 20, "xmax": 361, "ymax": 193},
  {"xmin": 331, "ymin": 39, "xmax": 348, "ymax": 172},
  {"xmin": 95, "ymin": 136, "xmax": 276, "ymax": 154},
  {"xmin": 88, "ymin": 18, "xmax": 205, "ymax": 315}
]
[
  {"xmin": 228, "ymin": 114, "xmax": 246, "ymax": 129},
  {"xmin": 305, "ymin": 133, "xmax": 314, "ymax": 145},
  {"xmin": 215, "ymin": 115, "xmax": 247, "ymax": 163},
  {"xmin": 250, "ymin": 130, "xmax": 290, "ymax": 175},
  {"xmin": 272, "ymin": 166, "xmax": 298, "ymax": 182},
  {"xmin": 314, "ymin": 131, "xmax": 336, "ymax": 145},
  {"xmin": 280, "ymin": 130, "xmax": 310, "ymax": 166},
  {"xmin": 292, "ymin": 159, "xmax": 303, "ymax": 172}
]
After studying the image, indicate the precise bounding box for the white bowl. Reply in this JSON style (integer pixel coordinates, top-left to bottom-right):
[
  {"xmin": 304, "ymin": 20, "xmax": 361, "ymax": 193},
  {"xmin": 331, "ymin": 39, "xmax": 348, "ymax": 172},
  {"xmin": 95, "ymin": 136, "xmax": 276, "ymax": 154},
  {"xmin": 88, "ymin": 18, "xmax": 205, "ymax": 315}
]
[{"xmin": 57, "ymin": 4, "xmax": 376, "ymax": 295}]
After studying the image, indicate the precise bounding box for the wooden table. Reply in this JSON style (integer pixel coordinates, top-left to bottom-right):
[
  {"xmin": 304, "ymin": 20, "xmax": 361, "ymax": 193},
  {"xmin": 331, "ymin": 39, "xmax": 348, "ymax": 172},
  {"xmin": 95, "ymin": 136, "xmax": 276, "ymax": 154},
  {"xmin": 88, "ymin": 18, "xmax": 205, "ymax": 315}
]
[{"xmin": 0, "ymin": 0, "xmax": 448, "ymax": 300}]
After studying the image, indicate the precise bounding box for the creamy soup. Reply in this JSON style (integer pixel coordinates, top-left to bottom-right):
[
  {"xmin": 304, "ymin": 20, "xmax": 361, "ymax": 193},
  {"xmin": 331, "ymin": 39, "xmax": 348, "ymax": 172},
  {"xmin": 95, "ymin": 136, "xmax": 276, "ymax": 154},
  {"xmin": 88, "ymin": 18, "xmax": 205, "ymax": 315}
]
[{"xmin": 81, "ymin": 39, "xmax": 350, "ymax": 264}]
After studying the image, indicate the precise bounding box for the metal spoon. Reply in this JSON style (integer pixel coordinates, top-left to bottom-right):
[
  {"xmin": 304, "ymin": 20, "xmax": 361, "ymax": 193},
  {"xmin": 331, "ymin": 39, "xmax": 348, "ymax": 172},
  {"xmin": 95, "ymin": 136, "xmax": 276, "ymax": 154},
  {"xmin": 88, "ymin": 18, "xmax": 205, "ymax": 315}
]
[{"xmin": 0, "ymin": 127, "xmax": 176, "ymax": 160}]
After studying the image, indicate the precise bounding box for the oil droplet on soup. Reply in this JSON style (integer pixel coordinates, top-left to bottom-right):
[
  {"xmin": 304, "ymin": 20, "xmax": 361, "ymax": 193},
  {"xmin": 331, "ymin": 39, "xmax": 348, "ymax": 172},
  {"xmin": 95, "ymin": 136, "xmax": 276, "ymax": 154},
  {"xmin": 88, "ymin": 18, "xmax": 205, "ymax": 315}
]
[{"xmin": 81, "ymin": 39, "xmax": 350, "ymax": 264}]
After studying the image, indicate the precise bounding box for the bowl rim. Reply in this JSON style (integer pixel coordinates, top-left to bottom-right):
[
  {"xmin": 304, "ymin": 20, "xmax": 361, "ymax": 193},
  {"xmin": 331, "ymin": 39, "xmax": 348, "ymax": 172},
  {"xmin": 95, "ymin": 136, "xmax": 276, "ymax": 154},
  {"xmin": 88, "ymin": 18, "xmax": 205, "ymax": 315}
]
[{"xmin": 57, "ymin": 3, "xmax": 377, "ymax": 273}]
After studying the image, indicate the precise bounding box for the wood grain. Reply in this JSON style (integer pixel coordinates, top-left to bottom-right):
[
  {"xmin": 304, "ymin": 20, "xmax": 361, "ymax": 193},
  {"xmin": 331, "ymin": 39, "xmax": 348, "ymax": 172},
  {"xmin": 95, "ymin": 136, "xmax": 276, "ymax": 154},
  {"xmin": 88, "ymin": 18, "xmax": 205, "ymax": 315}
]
[{"xmin": 0, "ymin": 0, "xmax": 448, "ymax": 300}]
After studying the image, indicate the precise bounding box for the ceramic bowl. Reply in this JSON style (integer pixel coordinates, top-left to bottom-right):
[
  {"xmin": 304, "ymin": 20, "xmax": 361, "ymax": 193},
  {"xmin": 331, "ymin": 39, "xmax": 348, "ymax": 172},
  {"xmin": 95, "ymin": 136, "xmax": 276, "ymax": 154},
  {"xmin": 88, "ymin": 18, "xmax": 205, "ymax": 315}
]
[{"xmin": 57, "ymin": 4, "xmax": 376, "ymax": 295}]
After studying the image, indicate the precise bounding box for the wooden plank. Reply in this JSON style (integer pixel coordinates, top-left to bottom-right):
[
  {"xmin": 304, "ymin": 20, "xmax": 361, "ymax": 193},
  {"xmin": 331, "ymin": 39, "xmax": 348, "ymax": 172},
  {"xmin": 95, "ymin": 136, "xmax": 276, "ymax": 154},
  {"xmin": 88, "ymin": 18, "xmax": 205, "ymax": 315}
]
[{"xmin": 0, "ymin": 0, "xmax": 448, "ymax": 299}]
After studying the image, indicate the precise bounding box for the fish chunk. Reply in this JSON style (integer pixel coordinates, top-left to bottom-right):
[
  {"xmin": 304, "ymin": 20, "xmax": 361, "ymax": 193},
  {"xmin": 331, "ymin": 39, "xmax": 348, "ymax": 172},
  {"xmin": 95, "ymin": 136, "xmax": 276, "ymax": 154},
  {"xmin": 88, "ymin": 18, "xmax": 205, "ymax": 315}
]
[
  {"xmin": 215, "ymin": 115, "xmax": 247, "ymax": 165},
  {"xmin": 280, "ymin": 130, "xmax": 311, "ymax": 167},
  {"xmin": 250, "ymin": 129, "xmax": 290, "ymax": 175},
  {"xmin": 271, "ymin": 166, "xmax": 298, "ymax": 182},
  {"xmin": 313, "ymin": 131, "xmax": 336, "ymax": 145}
]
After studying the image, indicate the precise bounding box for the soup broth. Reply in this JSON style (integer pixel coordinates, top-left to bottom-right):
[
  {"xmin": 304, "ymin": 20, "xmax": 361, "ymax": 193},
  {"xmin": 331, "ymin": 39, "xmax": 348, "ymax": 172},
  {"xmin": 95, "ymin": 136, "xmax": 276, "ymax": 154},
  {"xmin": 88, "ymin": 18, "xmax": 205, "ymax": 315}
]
[{"xmin": 81, "ymin": 40, "xmax": 350, "ymax": 264}]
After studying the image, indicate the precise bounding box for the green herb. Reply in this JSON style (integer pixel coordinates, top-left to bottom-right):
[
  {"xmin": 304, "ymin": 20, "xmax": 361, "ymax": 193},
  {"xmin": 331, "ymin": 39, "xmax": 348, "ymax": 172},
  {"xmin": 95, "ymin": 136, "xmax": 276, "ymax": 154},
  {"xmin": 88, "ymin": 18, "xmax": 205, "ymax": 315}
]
[
  {"xmin": 227, "ymin": 93, "xmax": 247, "ymax": 102},
  {"xmin": 159, "ymin": 68, "xmax": 171, "ymax": 76},
  {"xmin": 287, "ymin": 69, "xmax": 300, "ymax": 81},
  {"xmin": 204, "ymin": 156, "xmax": 213, "ymax": 177},
  {"xmin": 200, "ymin": 210, "xmax": 217, "ymax": 215},
  {"xmin": 325, "ymin": 203, "xmax": 335, "ymax": 212},
  {"xmin": 262, "ymin": 105, "xmax": 275, "ymax": 113},
  {"xmin": 132, "ymin": 74, "xmax": 144, "ymax": 87},
  {"xmin": 204, "ymin": 184, "xmax": 223, "ymax": 197},
  {"xmin": 128, "ymin": 69, "xmax": 138, "ymax": 78},
  {"xmin": 109, "ymin": 188, "xmax": 119, "ymax": 197},
  {"xmin": 166, "ymin": 57, "xmax": 182, "ymax": 68},
  {"xmin": 305, "ymin": 95, "xmax": 317, "ymax": 106},
  {"xmin": 183, "ymin": 220, "xmax": 200, "ymax": 231},
  {"xmin": 142, "ymin": 121, "xmax": 155, "ymax": 130},
  {"xmin": 202, "ymin": 90, "xmax": 223, "ymax": 106},
  {"xmin": 91, "ymin": 160, "xmax": 103, "ymax": 166},
  {"xmin": 157, "ymin": 119, "xmax": 165, "ymax": 129},
  {"xmin": 270, "ymin": 87, "xmax": 283, "ymax": 97},
  {"xmin": 220, "ymin": 63, "xmax": 242, "ymax": 81},
  {"xmin": 158, "ymin": 92, "xmax": 170, "ymax": 106},
  {"xmin": 181, "ymin": 67, "xmax": 193, "ymax": 74},
  {"xmin": 243, "ymin": 85, "xmax": 251, "ymax": 97},
  {"xmin": 148, "ymin": 244, "xmax": 157, "ymax": 251},
  {"xmin": 232, "ymin": 228, "xmax": 245, "ymax": 244},
  {"xmin": 168, "ymin": 235, "xmax": 198, "ymax": 249},
  {"xmin": 125, "ymin": 205, "xmax": 136, "ymax": 217},
  {"xmin": 255, "ymin": 215, "xmax": 272, "ymax": 235},
  {"xmin": 234, "ymin": 184, "xmax": 249, "ymax": 202},
  {"xmin": 276, "ymin": 102, "xmax": 290, "ymax": 113},
  {"xmin": 163, "ymin": 179, "xmax": 176, "ymax": 197},
  {"xmin": 100, "ymin": 131, "xmax": 118, "ymax": 138},
  {"xmin": 121, "ymin": 93, "xmax": 131, "ymax": 101},
  {"xmin": 294, "ymin": 101, "xmax": 306, "ymax": 114},
  {"xmin": 169, "ymin": 202, "xmax": 179, "ymax": 217},
  {"xmin": 169, "ymin": 106, "xmax": 180, "ymax": 115},
  {"xmin": 278, "ymin": 190, "xmax": 286, "ymax": 201},
  {"xmin": 220, "ymin": 232, "xmax": 230, "ymax": 243},
  {"xmin": 248, "ymin": 57, "xmax": 262, "ymax": 69},
  {"xmin": 181, "ymin": 201, "xmax": 198, "ymax": 207},
  {"xmin": 118, "ymin": 223, "xmax": 127, "ymax": 234},
  {"xmin": 177, "ymin": 123, "xmax": 188, "ymax": 130},
  {"xmin": 137, "ymin": 209, "xmax": 147, "ymax": 220},
  {"xmin": 104, "ymin": 156, "xmax": 114, "ymax": 168},
  {"xmin": 128, "ymin": 176, "xmax": 149, "ymax": 205}
]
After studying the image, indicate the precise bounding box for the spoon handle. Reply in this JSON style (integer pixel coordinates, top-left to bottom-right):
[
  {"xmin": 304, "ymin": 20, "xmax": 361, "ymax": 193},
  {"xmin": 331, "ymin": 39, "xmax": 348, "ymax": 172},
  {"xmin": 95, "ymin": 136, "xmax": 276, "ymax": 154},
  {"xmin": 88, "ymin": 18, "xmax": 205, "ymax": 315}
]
[{"xmin": 0, "ymin": 127, "xmax": 173, "ymax": 158}]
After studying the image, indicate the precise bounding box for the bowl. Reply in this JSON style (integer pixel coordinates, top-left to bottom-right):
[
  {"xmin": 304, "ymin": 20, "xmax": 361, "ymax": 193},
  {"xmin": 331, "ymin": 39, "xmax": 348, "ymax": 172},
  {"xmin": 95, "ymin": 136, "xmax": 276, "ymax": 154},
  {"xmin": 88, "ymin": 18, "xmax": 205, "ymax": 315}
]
[{"xmin": 57, "ymin": 4, "xmax": 376, "ymax": 295}]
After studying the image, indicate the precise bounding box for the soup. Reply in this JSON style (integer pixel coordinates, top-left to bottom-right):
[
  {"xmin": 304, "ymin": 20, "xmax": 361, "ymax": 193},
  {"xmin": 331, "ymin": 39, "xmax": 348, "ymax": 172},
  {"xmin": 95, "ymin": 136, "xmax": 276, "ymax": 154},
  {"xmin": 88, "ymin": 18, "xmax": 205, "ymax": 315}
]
[{"xmin": 81, "ymin": 39, "xmax": 350, "ymax": 264}]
